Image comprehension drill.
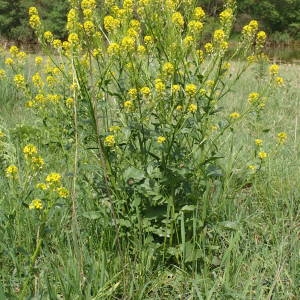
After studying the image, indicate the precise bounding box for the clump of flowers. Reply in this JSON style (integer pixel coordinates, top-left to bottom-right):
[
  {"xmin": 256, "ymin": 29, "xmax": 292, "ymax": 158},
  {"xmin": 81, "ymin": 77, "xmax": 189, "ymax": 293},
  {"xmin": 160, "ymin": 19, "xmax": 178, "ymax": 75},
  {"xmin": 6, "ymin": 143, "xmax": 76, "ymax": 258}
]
[
  {"xmin": 5, "ymin": 165, "xmax": 18, "ymax": 179},
  {"xmin": 29, "ymin": 199, "xmax": 43, "ymax": 210}
]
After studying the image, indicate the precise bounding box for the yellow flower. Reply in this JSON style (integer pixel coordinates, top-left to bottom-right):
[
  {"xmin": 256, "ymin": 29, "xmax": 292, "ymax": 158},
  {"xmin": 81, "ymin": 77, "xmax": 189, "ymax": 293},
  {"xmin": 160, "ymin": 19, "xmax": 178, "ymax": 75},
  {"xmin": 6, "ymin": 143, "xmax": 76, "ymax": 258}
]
[
  {"xmin": 68, "ymin": 33, "xmax": 79, "ymax": 45},
  {"xmin": 183, "ymin": 35, "xmax": 194, "ymax": 47},
  {"xmin": 269, "ymin": 64, "xmax": 279, "ymax": 76},
  {"xmin": 83, "ymin": 20, "xmax": 95, "ymax": 35},
  {"xmin": 81, "ymin": 0, "xmax": 96, "ymax": 10},
  {"xmin": 130, "ymin": 19, "xmax": 141, "ymax": 31},
  {"xmin": 248, "ymin": 92, "xmax": 260, "ymax": 104},
  {"xmin": 109, "ymin": 125, "xmax": 121, "ymax": 132},
  {"xmin": 162, "ymin": 62, "xmax": 174, "ymax": 76},
  {"xmin": 248, "ymin": 165, "xmax": 257, "ymax": 171},
  {"xmin": 137, "ymin": 45, "xmax": 146, "ymax": 54},
  {"xmin": 256, "ymin": 31, "xmax": 267, "ymax": 45},
  {"xmin": 121, "ymin": 36, "xmax": 135, "ymax": 52},
  {"xmin": 204, "ymin": 42, "xmax": 213, "ymax": 54},
  {"xmin": 5, "ymin": 165, "xmax": 18, "ymax": 178},
  {"xmin": 43, "ymin": 31, "xmax": 53, "ymax": 42},
  {"xmin": 196, "ymin": 49, "xmax": 204, "ymax": 62},
  {"xmin": 104, "ymin": 15, "xmax": 120, "ymax": 32},
  {"xmin": 5, "ymin": 58, "xmax": 14, "ymax": 65},
  {"xmin": 277, "ymin": 132, "xmax": 287, "ymax": 144},
  {"xmin": 229, "ymin": 112, "xmax": 240, "ymax": 119},
  {"xmin": 157, "ymin": 136, "xmax": 166, "ymax": 144},
  {"xmin": 188, "ymin": 104, "xmax": 197, "ymax": 113},
  {"xmin": 14, "ymin": 74, "xmax": 25, "ymax": 88},
  {"xmin": 213, "ymin": 29, "xmax": 225, "ymax": 42},
  {"xmin": 36, "ymin": 183, "xmax": 48, "ymax": 190},
  {"xmin": 127, "ymin": 88, "xmax": 138, "ymax": 99},
  {"xmin": 65, "ymin": 98, "xmax": 74, "ymax": 108},
  {"xmin": 29, "ymin": 14, "xmax": 41, "ymax": 29},
  {"xmin": 104, "ymin": 135, "xmax": 115, "ymax": 147},
  {"xmin": 140, "ymin": 86, "xmax": 151, "ymax": 97},
  {"xmin": 29, "ymin": 6, "xmax": 38, "ymax": 16},
  {"xmin": 220, "ymin": 8, "xmax": 233, "ymax": 24},
  {"xmin": 46, "ymin": 172, "xmax": 62, "ymax": 184},
  {"xmin": 107, "ymin": 42, "xmax": 120, "ymax": 55},
  {"xmin": 255, "ymin": 139, "xmax": 263, "ymax": 146},
  {"xmin": 31, "ymin": 156, "xmax": 45, "ymax": 169},
  {"xmin": 23, "ymin": 144, "xmax": 38, "ymax": 157},
  {"xmin": 172, "ymin": 12, "xmax": 184, "ymax": 27},
  {"xmin": 275, "ymin": 76, "xmax": 284, "ymax": 86},
  {"xmin": 56, "ymin": 187, "xmax": 69, "ymax": 198},
  {"xmin": 0, "ymin": 69, "xmax": 6, "ymax": 79},
  {"xmin": 35, "ymin": 56, "xmax": 43, "ymax": 65},
  {"xmin": 0, "ymin": 130, "xmax": 5, "ymax": 138},
  {"xmin": 172, "ymin": 85, "xmax": 180, "ymax": 93},
  {"xmin": 9, "ymin": 45, "xmax": 19, "ymax": 56},
  {"xmin": 176, "ymin": 105, "xmax": 183, "ymax": 111},
  {"xmin": 194, "ymin": 7, "xmax": 205, "ymax": 20},
  {"xmin": 123, "ymin": 100, "xmax": 134, "ymax": 110},
  {"xmin": 32, "ymin": 72, "xmax": 44, "ymax": 88},
  {"xmin": 29, "ymin": 199, "xmax": 43, "ymax": 210},
  {"xmin": 52, "ymin": 39, "xmax": 62, "ymax": 49},
  {"xmin": 188, "ymin": 20, "xmax": 203, "ymax": 34},
  {"xmin": 144, "ymin": 35, "xmax": 154, "ymax": 45},
  {"xmin": 185, "ymin": 84, "xmax": 197, "ymax": 96},
  {"xmin": 258, "ymin": 151, "xmax": 267, "ymax": 159},
  {"xmin": 155, "ymin": 79, "xmax": 166, "ymax": 93},
  {"xmin": 242, "ymin": 20, "xmax": 258, "ymax": 37}
]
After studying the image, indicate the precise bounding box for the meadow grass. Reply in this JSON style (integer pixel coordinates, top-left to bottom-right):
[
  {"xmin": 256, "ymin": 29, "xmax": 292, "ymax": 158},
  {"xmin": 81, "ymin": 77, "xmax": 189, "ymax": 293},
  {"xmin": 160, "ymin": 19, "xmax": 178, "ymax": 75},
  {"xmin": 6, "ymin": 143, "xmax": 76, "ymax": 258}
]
[{"xmin": 0, "ymin": 62, "xmax": 299, "ymax": 299}]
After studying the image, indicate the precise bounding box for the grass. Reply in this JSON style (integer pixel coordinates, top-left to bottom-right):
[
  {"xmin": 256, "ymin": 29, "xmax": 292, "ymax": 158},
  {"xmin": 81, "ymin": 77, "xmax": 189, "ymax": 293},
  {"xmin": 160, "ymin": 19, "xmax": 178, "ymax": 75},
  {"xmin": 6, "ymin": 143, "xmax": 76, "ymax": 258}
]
[{"xmin": 0, "ymin": 59, "xmax": 299, "ymax": 299}]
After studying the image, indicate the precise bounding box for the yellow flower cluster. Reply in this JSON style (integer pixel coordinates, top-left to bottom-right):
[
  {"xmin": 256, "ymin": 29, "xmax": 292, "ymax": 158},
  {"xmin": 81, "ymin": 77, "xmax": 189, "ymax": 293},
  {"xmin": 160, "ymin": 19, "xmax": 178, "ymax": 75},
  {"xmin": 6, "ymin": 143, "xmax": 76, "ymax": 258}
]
[
  {"xmin": 157, "ymin": 136, "xmax": 166, "ymax": 144},
  {"xmin": 219, "ymin": 8, "xmax": 233, "ymax": 25},
  {"xmin": 29, "ymin": 7, "xmax": 41, "ymax": 29},
  {"xmin": 242, "ymin": 20, "xmax": 258, "ymax": 37},
  {"xmin": 185, "ymin": 84, "xmax": 197, "ymax": 96},
  {"xmin": 81, "ymin": 0, "xmax": 96, "ymax": 10},
  {"xmin": 162, "ymin": 62, "xmax": 174, "ymax": 76},
  {"xmin": 155, "ymin": 79, "xmax": 166, "ymax": 93},
  {"xmin": 256, "ymin": 31, "xmax": 267, "ymax": 46},
  {"xmin": 123, "ymin": 100, "xmax": 134, "ymax": 110},
  {"xmin": 104, "ymin": 15, "xmax": 120, "ymax": 32},
  {"xmin": 0, "ymin": 69, "xmax": 6, "ymax": 79},
  {"xmin": 269, "ymin": 64, "xmax": 279, "ymax": 76},
  {"xmin": 229, "ymin": 112, "xmax": 240, "ymax": 119},
  {"xmin": 104, "ymin": 135, "xmax": 116, "ymax": 147},
  {"xmin": 36, "ymin": 172, "xmax": 69, "ymax": 199},
  {"xmin": 171, "ymin": 12, "xmax": 184, "ymax": 27},
  {"xmin": 258, "ymin": 151, "xmax": 267, "ymax": 159},
  {"xmin": 248, "ymin": 92, "xmax": 261, "ymax": 105},
  {"xmin": 277, "ymin": 132, "xmax": 287, "ymax": 144},
  {"xmin": 194, "ymin": 7, "xmax": 205, "ymax": 20},
  {"xmin": 188, "ymin": 104, "xmax": 197, "ymax": 113},
  {"xmin": 188, "ymin": 20, "xmax": 203, "ymax": 34},
  {"xmin": 46, "ymin": 172, "xmax": 62, "ymax": 185},
  {"xmin": 5, "ymin": 165, "xmax": 18, "ymax": 179},
  {"xmin": 23, "ymin": 144, "xmax": 45, "ymax": 170},
  {"xmin": 14, "ymin": 74, "xmax": 25, "ymax": 88},
  {"xmin": 29, "ymin": 199, "xmax": 43, "ymax": 210}
]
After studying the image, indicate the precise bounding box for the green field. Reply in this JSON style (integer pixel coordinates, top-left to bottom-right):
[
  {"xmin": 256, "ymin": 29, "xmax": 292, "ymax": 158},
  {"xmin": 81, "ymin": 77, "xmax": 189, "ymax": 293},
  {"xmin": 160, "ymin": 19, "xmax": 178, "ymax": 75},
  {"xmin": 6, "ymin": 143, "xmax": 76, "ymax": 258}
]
[
  {"xmin": 0, "ymin": 60, "xmax": 299, "ymax": 299},
  {"xmin": 0, "ymin": 1, "xmax": 300, "ymax": 298}
]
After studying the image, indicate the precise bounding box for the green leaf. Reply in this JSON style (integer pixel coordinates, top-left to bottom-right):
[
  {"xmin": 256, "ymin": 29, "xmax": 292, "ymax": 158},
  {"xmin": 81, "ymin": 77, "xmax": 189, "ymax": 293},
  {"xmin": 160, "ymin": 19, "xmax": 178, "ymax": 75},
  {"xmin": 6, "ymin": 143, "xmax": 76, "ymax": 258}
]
[
  {"xmin": 81, "ymin": 211, "xmax": 102, "ymax": 220},
  {"xmin": 123, "ymin": 166, "xmax": 145, "ymax": 183}
]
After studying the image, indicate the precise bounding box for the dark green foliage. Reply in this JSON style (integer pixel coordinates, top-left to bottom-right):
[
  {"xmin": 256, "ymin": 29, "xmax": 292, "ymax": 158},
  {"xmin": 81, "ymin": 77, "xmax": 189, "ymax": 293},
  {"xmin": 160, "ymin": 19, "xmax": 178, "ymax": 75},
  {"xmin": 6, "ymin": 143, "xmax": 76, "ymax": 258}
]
[
  {"xmin": 0, "ymin": 0, "xmax": 68, "ymax": 42},
  {"xmin": 237, "ymin": 0, "xmax": 300, "ymax": 39}
]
